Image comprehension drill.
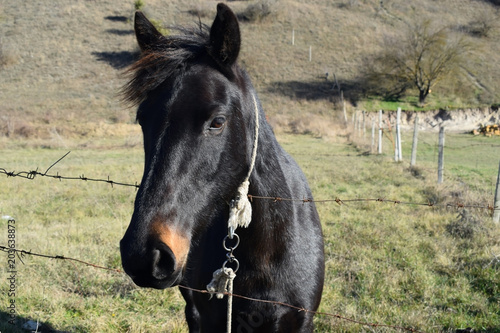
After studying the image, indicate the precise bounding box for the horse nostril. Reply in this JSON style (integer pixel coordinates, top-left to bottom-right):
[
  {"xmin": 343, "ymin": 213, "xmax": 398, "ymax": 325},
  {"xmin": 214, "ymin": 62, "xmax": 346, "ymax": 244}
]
[{"xmin": 151, "ymin": 242, "xmax": 177, "ymax": 280}]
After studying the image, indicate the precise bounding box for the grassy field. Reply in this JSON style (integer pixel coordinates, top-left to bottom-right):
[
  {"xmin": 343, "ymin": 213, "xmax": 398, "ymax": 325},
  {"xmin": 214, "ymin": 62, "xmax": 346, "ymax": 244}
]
[{"xmin": 0, "ymin": 132, "xmax": 498, "ymax": 332}]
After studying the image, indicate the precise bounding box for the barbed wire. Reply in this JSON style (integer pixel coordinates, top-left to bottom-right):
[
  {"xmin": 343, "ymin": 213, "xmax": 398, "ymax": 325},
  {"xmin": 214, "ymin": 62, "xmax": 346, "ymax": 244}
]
[
  {"xmin": 0, "ymin": 245, "xmax": 122, "ymax": 273},
  {"xmin": 177, "ymin": 285, "xmax": 423, "ymax": 333},
  {"xmin": 248, "ymin": 195, "xmax": 498, "ymax": 212},
  {"xmin": 0, "ymin": 245, "xmax": 424, "ymax": 333},
  {"xmin": 0, "ymin": 151, "xmax": 140, "ymax": 189},
  {"xmin": 0, "ymin": 167, "xmax": 140, "ymax": 189},
  {"xmin": 1, "ymin": 154, "xmax": 496, "ymax": 332},
  {"xmin": 0, "ymin": 153, "xmax": 497, "ymax": 212}
]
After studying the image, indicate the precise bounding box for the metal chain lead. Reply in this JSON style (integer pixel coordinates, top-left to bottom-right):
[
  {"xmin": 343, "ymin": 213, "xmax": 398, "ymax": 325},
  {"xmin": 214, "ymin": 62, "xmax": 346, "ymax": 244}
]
[{"xmin": 222, "ymin": 233, "xmax": 240, "ymax": 273}]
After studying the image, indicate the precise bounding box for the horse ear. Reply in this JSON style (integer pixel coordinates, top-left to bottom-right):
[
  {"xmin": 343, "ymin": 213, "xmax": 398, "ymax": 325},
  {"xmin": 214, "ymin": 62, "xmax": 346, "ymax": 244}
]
[
  {"xmin": 134, "ymin": 11, "xmax": 163, "ymax": 52},
  {"xmin": 209, "ymin": 3, "xmax": 241, "ymax": 68}
]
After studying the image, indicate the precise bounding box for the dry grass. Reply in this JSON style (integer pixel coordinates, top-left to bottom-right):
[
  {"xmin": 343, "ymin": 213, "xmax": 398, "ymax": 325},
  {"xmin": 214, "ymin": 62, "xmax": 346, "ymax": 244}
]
[{"xmin": 1, "ymin": 0, "xmax": 500, "ymax": 140}]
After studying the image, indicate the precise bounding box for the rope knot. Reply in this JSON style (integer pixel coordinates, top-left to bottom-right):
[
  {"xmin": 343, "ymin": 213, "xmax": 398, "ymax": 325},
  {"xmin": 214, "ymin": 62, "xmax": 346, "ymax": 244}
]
[{"xmin": 207, "ymin": 267, "xmax": 236, "ymax": 300}]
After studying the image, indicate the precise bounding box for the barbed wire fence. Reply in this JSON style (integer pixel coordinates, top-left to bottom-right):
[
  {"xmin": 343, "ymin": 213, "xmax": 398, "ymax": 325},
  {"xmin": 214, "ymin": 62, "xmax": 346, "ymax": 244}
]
[
  {"xmin": 0, "ymin": 245, "xmax": 424, "ymax": 333},
  {"xmin": 0, "ymin": 152, "xmax": 498, "ymax": 333},
  {"xmin": 1, "ymin": 152, "xmax": 498, "ymax": 213}
]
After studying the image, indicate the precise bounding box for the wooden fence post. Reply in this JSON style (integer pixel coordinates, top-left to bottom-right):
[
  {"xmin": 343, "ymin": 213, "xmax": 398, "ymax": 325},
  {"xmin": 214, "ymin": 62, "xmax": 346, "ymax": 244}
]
[
  {"xmin": 394, "ymin": 120, "xmax": 399, "ymax": 162},
  {"xmin": 437, "ymin": 126, "xmax": 445, "ymax": 184},
  {"xmin": 378, "ymin": 110, "xmax": 383, "ymax": 154},
  {"xmin": 371, "ymin": 117, "xmax": 375, "ymax": 153},
  {"xmin": 362, "ymin": 111, "xmax": 366, "ymax": 139},
  {"xmin": 353, "ymin": 111, "xmax": 357, "ymax": 137},
  {"xmin": 410, "ymin": 114, "xmax": 419, "ymax": 167},
  {"xmin": 494, "ymin": 160, "xmax": 500, "ymax": 223},
  {"xmin": 394, "ymin": 108, "xmax": 402, "ymax": 162},
  {"xmin": 396, "ymin": 108, "xmax": 402, "ymax": 162},
  {"xmin": 358, "ymin": 111, "xmax": 362, "ymax": 134},
  {"xmin": 341, "ymin": 91, "xmax": 347, "ymax": 125}
]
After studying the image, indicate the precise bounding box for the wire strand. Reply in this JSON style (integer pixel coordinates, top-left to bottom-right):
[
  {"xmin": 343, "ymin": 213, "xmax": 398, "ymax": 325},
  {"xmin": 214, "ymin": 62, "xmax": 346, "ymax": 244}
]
[{"xmin": 0, "ymin": 245, "xmax": 424, "ymax": 333}]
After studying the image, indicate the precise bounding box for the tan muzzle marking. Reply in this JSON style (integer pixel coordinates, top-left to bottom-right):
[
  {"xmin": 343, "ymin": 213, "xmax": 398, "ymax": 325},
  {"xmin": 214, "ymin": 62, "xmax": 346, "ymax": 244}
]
[{"xmin": 150, "ymin": 219, "xmax": 190, "ymax": 270}]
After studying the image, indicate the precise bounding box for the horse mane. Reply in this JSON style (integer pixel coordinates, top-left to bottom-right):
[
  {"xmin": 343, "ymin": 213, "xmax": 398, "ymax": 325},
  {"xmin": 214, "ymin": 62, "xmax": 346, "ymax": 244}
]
[{"xmin": 122, "ymin": 24, "xmax": 211, "ymax": 107}]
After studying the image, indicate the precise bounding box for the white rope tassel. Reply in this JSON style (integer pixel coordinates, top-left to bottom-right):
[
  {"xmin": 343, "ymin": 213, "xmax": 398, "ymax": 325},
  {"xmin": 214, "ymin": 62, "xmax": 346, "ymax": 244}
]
[
  {"xmin": 227, "ymin": 94, "xmax": 259, "ymax": 231},
  {"xmin": 228, "ymin": 180, "xmax": 252, "ymax": 230}
]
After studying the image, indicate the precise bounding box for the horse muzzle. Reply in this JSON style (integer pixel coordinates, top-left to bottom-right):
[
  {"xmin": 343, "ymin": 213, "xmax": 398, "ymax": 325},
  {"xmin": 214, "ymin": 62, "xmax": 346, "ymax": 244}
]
[{"xmin": 120, "ymin": 221, "xmax": 190, "ymax": 289}]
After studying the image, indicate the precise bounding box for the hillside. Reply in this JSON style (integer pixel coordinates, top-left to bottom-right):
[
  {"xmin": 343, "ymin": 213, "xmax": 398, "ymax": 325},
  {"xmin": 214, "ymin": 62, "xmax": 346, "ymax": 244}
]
[{"xmin": 1, "ymin": 0, "xmax": 499, "ymax": 139}]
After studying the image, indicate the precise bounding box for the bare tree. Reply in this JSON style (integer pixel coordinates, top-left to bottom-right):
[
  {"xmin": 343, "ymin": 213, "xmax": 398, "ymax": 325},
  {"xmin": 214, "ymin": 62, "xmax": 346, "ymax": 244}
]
[{"xmin": 363, "ymin": 20, "xmax": 471, "ymax": 105}]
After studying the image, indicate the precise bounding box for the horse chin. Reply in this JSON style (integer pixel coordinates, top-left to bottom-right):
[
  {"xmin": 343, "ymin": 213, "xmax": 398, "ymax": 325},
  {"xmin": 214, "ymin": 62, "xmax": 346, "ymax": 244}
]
[{"xmin": 130, "ymin": 270, "xmax": 183, "ymax": 290}]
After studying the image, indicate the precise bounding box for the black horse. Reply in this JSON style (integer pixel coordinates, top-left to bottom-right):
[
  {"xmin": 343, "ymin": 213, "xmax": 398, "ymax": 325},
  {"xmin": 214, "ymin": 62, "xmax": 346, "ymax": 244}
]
[{"xmin": 120, "ymin": 3, "xmax": 324, "ymax": 332}]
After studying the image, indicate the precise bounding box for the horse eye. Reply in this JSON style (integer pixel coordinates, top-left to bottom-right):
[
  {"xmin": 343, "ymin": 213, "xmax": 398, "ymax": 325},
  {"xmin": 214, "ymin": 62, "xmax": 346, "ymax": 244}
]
[{"xmin": 209, "ymin": 116, "xmax": 226, "ymax": 130}]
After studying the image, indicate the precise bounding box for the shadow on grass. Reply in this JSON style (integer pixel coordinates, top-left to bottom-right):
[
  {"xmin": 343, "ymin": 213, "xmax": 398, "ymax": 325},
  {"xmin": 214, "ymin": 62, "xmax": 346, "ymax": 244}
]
[
  {"xmin": 105, "ymin": 15, "xmax": 128, "ymax": 22},
  {"xmin": 92, "ymin": 51, "xmax": 139, "ymax": 70},
  {"xmin": 0, "ymin": 311, "xmax": 76, "ymax": 333},
  {"xmin": 482, "ymin": 0, "xmax": 500, "ymax": 6},
  {"xmin": 267, "ymin": 79, "xmax": 364, "ymax": 105},
  {"xmin": 105, "ymin": 29, "xmax": 134, "ymax": 36}
]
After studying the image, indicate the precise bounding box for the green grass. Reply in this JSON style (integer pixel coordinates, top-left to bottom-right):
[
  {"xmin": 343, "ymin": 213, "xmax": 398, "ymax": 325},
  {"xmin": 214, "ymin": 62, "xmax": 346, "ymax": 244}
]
[
  {"xmin": 402, "ymin": 131, "xmax": 499, "ymax": 193},
  {"xmin": 357, "ymin": 91, "xmax": 476, "ymax": 113},
  {"xmin": 352, "ymin": 126, "xmax": 499, "ymax": 190},
  {"xmin": 0, "ymin": 133, "xmax": 499, "ymax": 332}
]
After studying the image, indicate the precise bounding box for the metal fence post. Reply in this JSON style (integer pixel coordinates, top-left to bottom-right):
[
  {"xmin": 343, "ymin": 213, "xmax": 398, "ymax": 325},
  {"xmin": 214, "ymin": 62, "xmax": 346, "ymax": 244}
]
[{"xmin": 378, "ymin": 110, "xmax": 383, "ymax": 154}]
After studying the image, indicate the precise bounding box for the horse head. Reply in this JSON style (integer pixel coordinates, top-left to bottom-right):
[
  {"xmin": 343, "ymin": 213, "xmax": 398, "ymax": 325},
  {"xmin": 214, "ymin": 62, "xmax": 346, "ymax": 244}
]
[{"xmin": 120, "ymin": 3, "xmax": 258, "ymax": 289}]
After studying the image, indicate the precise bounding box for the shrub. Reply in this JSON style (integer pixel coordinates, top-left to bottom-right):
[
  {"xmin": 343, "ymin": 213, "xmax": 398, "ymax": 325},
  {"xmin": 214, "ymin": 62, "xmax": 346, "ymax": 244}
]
[
  {"xmin": 0, "ymin": 40, "xmax": 18, "ymax": 69},
  {"xmin": 463, "ymin": 7, "xmax": 498, "ymax": 38},
  {"xmin": 134, "ymin": 0, "xmax": 145, "ymax": 11},
  {"xmin": 238, "ymin": 0, "xmax": 278, "ymax": 22},
  {"xmin": 446, "ymin": 209, "xmax": 484, "ymax": 239},
  {"xmin": 421, "ymin": 186, "xmax": 444, "ymax": 206},
  {"xmin": 149, "ymin": 18, "xmax": 169, "ymax": 36},
  {"xmin": 408, "ymin": 166, "xmax": 425, "ymax": 179}
]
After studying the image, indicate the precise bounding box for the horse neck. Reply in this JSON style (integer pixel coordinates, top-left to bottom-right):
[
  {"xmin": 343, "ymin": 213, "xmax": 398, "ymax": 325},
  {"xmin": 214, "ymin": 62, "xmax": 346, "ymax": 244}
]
[
  {"xmin": 233, "ymin": 87, "xmax": 305, "ymax": 248},
  {"xmin": 248, "ymin": 121, "xmax": 298, "ymax": 226},
  {"xmin": 230, "ymin": 126, "xmax": 301, "ymax": 268}
]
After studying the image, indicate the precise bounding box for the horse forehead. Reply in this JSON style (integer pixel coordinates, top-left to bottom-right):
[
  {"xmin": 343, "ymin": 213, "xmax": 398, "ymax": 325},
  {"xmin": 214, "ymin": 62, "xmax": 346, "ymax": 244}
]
[
  {"xmin": 168, "ymin": 80, "xmax": 227, "ymax": 122},
  {"xmin": 180, "ymin": 67, "xmax": 235, "ymax": 101}
]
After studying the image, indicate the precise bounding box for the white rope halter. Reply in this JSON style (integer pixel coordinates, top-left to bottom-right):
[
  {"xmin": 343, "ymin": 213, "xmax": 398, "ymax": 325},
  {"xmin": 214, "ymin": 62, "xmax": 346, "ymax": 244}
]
[
  {"xmin": 206, "ymin": 93, "xmax": 260, "ymax": 333},
  {"xmin": 227, "ymin": 93, "xmax": 259, "ymax": 235}
]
